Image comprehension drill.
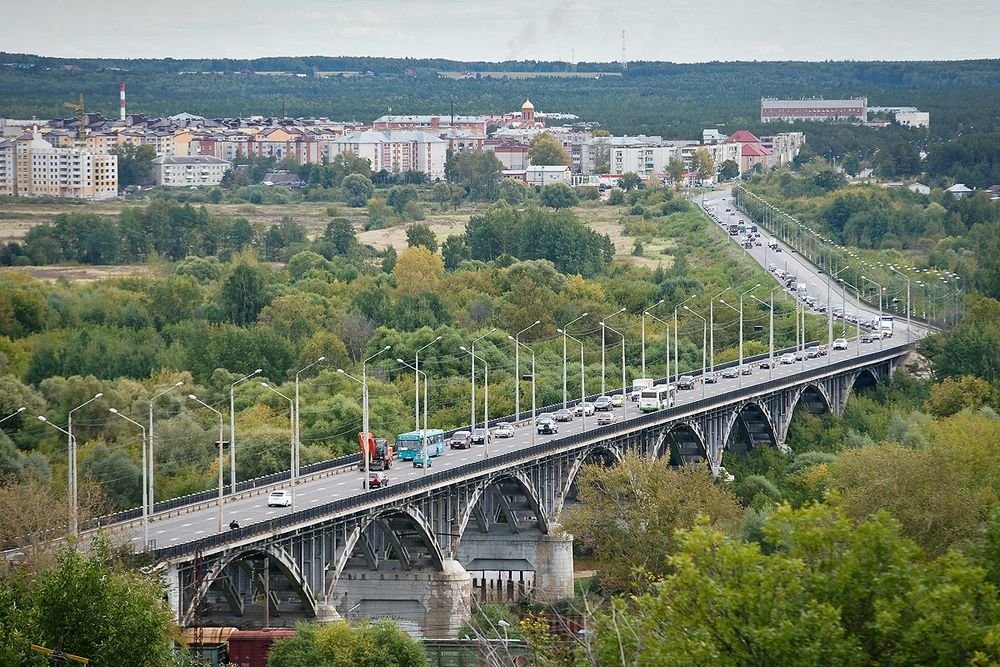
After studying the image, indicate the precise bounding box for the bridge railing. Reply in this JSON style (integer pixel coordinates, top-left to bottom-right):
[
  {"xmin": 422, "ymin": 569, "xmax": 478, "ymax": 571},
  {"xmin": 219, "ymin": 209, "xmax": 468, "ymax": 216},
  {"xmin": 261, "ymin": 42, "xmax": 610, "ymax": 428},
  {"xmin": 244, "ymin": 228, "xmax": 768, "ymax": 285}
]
[{"xmin": 151, "ymin": 344, "xmax": 907, "ymax": 562}]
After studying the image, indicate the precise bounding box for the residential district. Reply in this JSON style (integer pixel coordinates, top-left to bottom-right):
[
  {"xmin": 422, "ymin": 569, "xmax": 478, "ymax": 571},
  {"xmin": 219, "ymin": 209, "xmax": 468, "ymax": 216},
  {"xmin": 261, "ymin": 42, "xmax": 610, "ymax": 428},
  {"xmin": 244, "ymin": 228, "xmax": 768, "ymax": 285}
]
[{"xmin": 2, "ymin": 94, "xmax": 941, "ymax": 200}]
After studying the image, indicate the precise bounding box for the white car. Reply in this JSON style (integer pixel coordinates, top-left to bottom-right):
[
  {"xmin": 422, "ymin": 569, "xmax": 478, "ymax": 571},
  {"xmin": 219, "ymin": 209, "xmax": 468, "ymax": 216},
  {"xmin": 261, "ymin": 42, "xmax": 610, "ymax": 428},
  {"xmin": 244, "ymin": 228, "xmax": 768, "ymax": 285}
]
[
  {"xmin": 780, "ymin": 353, "xmax": 796, "ymax": 365},
  {"xmin": 573, "ymin": 402, "xmax": 595, "ymax": 417},
  {"xmin": 494, "ymin": 422, "xmax": 515, "ymax": 438},
  {"xmin": 596, "ymin": 412, "xmax": 616, "ymax": 425},
  {"xmin": 833, "ymin": 338, "xmax": 849, "ymax": 350},
  {"xmin": 267, "ymin": 490, "xmax": 292, "ymax": 507}
]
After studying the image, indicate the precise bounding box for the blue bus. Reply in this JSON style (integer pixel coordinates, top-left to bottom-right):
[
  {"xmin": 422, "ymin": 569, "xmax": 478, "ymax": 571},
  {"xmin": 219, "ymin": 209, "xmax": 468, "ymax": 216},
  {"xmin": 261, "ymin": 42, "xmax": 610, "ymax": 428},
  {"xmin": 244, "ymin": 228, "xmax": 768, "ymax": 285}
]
[{"xmin": 396, "ymin": 429, "xmax": 446, "ymax": 461}]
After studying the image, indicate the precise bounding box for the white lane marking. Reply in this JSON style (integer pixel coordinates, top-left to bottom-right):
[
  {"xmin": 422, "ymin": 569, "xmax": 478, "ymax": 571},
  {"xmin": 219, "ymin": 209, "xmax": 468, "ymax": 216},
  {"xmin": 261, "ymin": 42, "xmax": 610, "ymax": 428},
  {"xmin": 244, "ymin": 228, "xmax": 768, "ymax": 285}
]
[
  {"xmin": 182, "ymin": 523, "xmax": 192, "ymax": 527},
  {"xmin": 170, "ymin": 537, "xmax": 179, "ymax": 541},
  {"xmin": 318, "ymin": 487, "xmax": 326, "ymax": 491},
  {"xmin": 195, "ymin": 530, "xmax": 205, "ymax": 534},
  {"xmin": 156, "ymin": 530, "xmax": 166, "ymax": 534}
]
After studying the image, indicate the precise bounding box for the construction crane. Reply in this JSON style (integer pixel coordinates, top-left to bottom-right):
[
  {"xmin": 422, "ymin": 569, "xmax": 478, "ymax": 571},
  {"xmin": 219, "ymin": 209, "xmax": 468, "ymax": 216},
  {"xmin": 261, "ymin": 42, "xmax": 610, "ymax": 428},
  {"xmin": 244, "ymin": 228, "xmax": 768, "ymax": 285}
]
[{"xmin": 62, "ymin": 93, "xmax": 87, "ymax": 139}]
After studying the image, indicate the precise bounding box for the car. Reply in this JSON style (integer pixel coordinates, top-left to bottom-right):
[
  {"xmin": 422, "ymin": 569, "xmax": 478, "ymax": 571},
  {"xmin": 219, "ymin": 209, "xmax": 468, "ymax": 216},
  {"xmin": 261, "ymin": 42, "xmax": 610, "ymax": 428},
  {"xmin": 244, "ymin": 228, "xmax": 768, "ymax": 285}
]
[
  {"xmin": 780, "ymin": 353, "xmax": 796, "ymax": 365},
  {"xmin": 815, "ymin": 303, "xmax": 827, "ymax": 313},
  {"xmin": 833, "ymin": 338, "xmax": 849, "ymax": 350},
  {"xmin": 573, "ymin": 402, "xmax": 595, "ymax": 417},
  {"xmin": 470, "ymin": 428, "xmax": 488, "ymax": 445},
  {"xmin": 267, "ymin": 490, "xmax": 292, "ymax": 507},
  {"xmin": 805, "ymin": 345, "xmax": 820, "ymax": 358},
  {"xmin": 794, "ymin": 350, "xmax": 806, "ymax": 361},
  {"xmin": 774, "ymin": 245, "xmax": 782, "ymax": 253},
  {"xmin": 412, "ymin": 452, "xmax": 432, "ymax": 468},
  {"xmin": 610, "ymin": 394, "xmax": 625, "ymax": 407},
  {"xmin": 833, "ymin": 308, "xmax": 843, "ymax": 318},
  {"xmin": 721, "ymin": 366, "xmax": 740, "ymax": 379},
  {"xmin": 494, "ymin": 422, "xmax": 515, "ymax": 438},
  {"xmin": 760, "ymin": 358, "xmax": 774, "ymax": 369},
  {"xmin": 596, "ymin": 412, "xmax": 616, "ymax": 425},
  {"xmin": 703, "ymin": 371, "xmax": 719, "ymax": 384},
  {"xmin": 817, "ymin": 344, "xmax": 829, "ymax": 356},
  {"xmin": 768, "ymin": 263, "xmax": 778, "ymax": 273},
  {"xmin": 536, "ymin": 417, "xmax": 558, "ymax": 434},
  {"xmin": 593, "ymin": 396, "xmax": 613, "ymax": 411},
  {"xmin": 860, "ymin": 333, "xmax": 875, "ymax": 343},
  {"xmin": 449, "ymin": 430, "xmax": 471, "ymax": 449},
  {"xmin": 740, "ymin": 364, "xmax": 753, "ymax": 375},
  {"xmin": 554, "ymin": 409, "xmax": 574, "ymax": 422},
  {"xmin": 366, "ymin": 471, "xmax": 389, "ymax": 489}
]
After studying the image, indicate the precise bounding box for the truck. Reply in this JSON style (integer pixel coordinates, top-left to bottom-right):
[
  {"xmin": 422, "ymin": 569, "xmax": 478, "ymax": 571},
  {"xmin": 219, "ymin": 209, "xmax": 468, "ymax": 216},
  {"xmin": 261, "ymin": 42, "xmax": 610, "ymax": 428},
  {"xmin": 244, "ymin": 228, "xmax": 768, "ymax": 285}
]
[
  {"xmin": 879, "ymin": 316, "xmax": 894, "ymax": 337},
  {"xmin": 630, "ymin": 378, "xmax": 654, "ymax": 401},
  {"xmin": 358, "ymin": 432, "xmax": 394, "ymax": 470}
]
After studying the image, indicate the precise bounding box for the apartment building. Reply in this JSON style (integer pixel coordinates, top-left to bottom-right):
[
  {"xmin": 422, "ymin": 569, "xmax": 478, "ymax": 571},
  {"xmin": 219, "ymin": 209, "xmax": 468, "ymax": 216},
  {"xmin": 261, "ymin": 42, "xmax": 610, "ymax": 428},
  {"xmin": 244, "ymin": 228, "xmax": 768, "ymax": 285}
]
[
  {"xmin": 608, "ymin": 138, "xmax": 680, "ymax": 179},
  {"xmin": 329, "ymin": 130, "xmax": 447, "ymax": 180},
  {"xmin": 151, "ymin": 155, "xmax": 231, "ymax": 187},
  {"xmin": 761, "ymin": 98, "xmax": 868, "ymax": 123},
  {"xmin": 1, "ymin": 130, "xmax": 117, "ymax": 199}
]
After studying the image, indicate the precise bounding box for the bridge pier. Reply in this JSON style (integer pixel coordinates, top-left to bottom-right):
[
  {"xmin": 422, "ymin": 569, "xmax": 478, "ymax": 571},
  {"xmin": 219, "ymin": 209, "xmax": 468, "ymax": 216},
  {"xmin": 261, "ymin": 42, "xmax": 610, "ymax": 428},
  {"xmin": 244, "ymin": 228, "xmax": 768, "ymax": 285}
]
[
  {"xmin": 534, "ymin": 527, "xmax": 574, "ymax": 602},
  {"xmin": 457, "ymin": 526, "xmax": 574, "ymax": 604}
]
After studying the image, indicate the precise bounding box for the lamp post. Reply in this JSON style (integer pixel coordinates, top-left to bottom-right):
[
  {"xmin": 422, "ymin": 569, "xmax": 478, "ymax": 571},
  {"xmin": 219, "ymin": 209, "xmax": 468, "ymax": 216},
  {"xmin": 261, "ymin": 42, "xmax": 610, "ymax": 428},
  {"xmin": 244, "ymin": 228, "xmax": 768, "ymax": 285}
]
[
  {"xmin": 561, "ymin": 314, "xmax": 588, "ymax": 409},
  {"xmin": 460, "ymin": 347, "xmax": 489, "ymax": 458},
  {"xmin": 188, "ymin": 394, "xmax": 226, "ymax": 532},
  {"xmin": 337, "ymin": 369, "xmax": 370, "ymax": 489},
  {"xmin": 230, "ymin": 369, "xmax": 262, "ymax": 494},
  {"xmin": 601, "ymin": 307, "xmax": 626, "ymax": 395},
  {"xmin": 36, "ymin": 416, "xmax": 77, "ymax": 537},
  {"xmin": 557, "ymin": 329, "xmax": 587, "ymax": 431},
  {"xmin": 645, "ymin": 310, "xmax": 671, "ymax": 386},
  {"xmin": 260, "ymin": 383, "xmax": 295, "ymax": 508},
  {"xmin": 67, "ymin": 392, "xmax": 103, "ymax": 537},
  {"xmin": 148, "ymin": 381, "xmax": 183, "ymax": 509},
  {"xmin": 514, "ymin": 321, "xmax": 541, "ymax": 420},
  {"xmin": 509, "ymin": 336, "xmax": 537, "ymax": 447},
  {"xmin": 750, "ymin": 291, "xmax": 775, "ymax": 380},
  {"xmin": 0, "ymin": 407, "xmax": 25, "ymax": 425},
  {"xmin": 710, "ymin": 287, "xmax": 731, "ymax": 374},
  {"xmin": 887, "ymin": 265, "xmax": 911, "ymax": 342},
  {"xmin": 827, "ymin": 266, "xmax": 850, "ymax": 364},
  {"xmin": 739, "ymin": 284, "xmax": 760, "ymax": 386},
  {"xmin": 840, "ymin": 278, "xmax": 862, "ymax": 357},
  {"xmin": 470, "ymin": 329, "xmax": 496, "ymax": 429},
  {"xmin": 641, "ymin": 299, "xmax": 664, "ymax": 378},
  {"xmin": 683, "ymin": 305, "xmax": 707, "ymax": 399},
  {"xmin": 601, "ymin": 322, "xmax": 628, "ymax": 418},
  {"xmin": 414, "ymin": 338, "xmax": 441, "ymax": 433},
  {"xmin": 861, "ymin": 275, "xmax": 884, "ymax": 350},
  {"xmin": 294, "ymin": 357, "xmax": 325, "ymax": 494},
  {"xmin": 108, "ymin": 408, "xmax": 148, "ymax": 546},
  {"xmin": 674, "ymin": 295, "xmax": 696, "ymax": 386},
  {"xmin": 397, "ymin": 358, "xmax": 430, "ymax": 472}
]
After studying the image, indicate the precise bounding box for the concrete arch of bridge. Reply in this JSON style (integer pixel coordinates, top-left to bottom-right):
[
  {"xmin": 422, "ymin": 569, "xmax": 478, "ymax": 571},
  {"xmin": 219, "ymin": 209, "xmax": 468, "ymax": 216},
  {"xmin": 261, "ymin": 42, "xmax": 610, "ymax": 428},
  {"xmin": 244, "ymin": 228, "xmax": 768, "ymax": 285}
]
[
  {"xmin": 657, "ymin": 421, "xmax": 709, "ymax": 468},
  {"xmin": 183, "ymin": 542, "xmax": 316, "ymax": 625},
  {"xmin": 723, "ymin": 401, "xmax": 778, "ymax": 456},
  {"xmin": 325, "ymin": 505, "xmax": 445, "ymax": 600},
  {"xmin": 791, "ymin": 383, "xmax": 833, "ymax": 418},
  {"xmin": 850, "ymin": 368, "xmax": 879, "ymax": 396},
  {"xmin": 455, "ymin": 471, "xmax": 548, "ymax": 544},
  {"xmin": 555, "ymin": 444, "xmax": 623, "ymax": 519}
]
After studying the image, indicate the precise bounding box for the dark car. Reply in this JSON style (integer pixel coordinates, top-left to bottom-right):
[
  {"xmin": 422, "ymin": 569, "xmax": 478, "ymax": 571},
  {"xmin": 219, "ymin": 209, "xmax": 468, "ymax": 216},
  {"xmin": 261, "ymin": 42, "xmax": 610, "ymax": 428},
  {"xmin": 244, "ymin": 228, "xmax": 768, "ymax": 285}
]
[
  {"xmin": 554, "ymin": 409, "xmax": 574, "ymax": 422},
  {"xmin": 721, "ymin": 366, "xmax": 739, "ymax": 379},
  {"xmin": 470, "ymin": 428, "xmax": 488, "ymax": 445},
  {"xmin": 703, "ymin": 372, "xmax": 718, "ymax": 384},
  {"xmin": 366, "ymin": 472, "xmax": 389, "ymax": 489},
  {"xmin": 677, "ymin": 375, "xmax": 696, "ymax": 390},
  {"xmin": 593, "ymin": 396, "xmax": 613, "ymax": 411},
  {"xmin": 449, "ymin": 430, "xmax": 471, "ymax": 449}
]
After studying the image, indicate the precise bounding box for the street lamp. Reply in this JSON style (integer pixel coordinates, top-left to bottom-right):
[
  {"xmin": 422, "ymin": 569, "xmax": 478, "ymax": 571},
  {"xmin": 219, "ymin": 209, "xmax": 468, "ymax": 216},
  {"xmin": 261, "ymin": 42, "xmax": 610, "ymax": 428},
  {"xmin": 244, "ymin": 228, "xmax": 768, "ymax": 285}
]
[
  {"xmin": 337, "ymin": 368, "xmax": 371, "ymax": 489},
  {"xmin": 508, "ymin": 335, "xmax": 537, "ymax": 448},
  {"xmin": 561, "ymin": 314, "xmax": 588, "ymax": 409},
  {"xmin": 260, "ymin": 382, "xmax": 295, "ymax": 508},
  {"xmin": 644, "ymin": 310, "xmax": 671, "ymax": 386},
  {"xmin": 601, "ymin": 307, "xmax": 626, "ymax": 395},
  {"xmin": 414, "ymin": 337, "xmax": 442, "ymax": 432},
  {"xmin": 683, "ymin": 305, "xmax": 707, "ymax": 399},
  {"xmin": 602, "ymin": 321, "xmax": 628, "ymax": 416},
  {"xmin": 188, "ymin": 394, "xmax": 226, "ymax": 532},
  {"xmin": 397, "ymin": 358, "xmax": 430, "ymax": 472},
  {"xmin": 887, "ymin": 265, "xmax": 911, "ymax": 342},
  {"xmin": 108, "ymin": 408, "xmax": 148, "ymax": 546},
  {"xmin": 460, "ymin": 346, "xmax": 489, "ymax": 458},
  {"xmin": 710, "ymin": 287, "xmax": 731, "ymax": 374},
  {"xmin": 230, "ymin": 369, "xmax": 262, "ymax": 494},
  {"xmin": 148, "ymin": 381, "xmax": 183, "ymax": 509},
  {"xmin": 861, "ymin": 275, "xmax": 884, "ymax": 350},
  {"xmin": 750, "ymin": 291, "xmax": 775, "ymax": 380},
  {"xmin": 674, "ymin": 295, "xmax": 696, "ymax": 385},
  {"xmin": 36, "ymin": 415, "xmax": 77, "ymax": 537},
  {"xmin": 840, "ymin": 278, "xmax": 863, "ymax": 357},
  {"xmin": 556, "ymin": 329, "xmax": 587, "ymax": 432},
  {"xmin": 67, "ymin": 392, "xmax": 103, "ymax": 536},
  {"xmin": 470, "ymin": 329, "xmax": 496, "ymax": 429},
  {"xmin": 0, "ymin": 407, "xmax": 25, "ymax": 425},
  {"xmin": 641, "ymin": 299, "xmax": 664, "ymax": 377},
  {"xmin": 294, "ymin": 357, "xmax": 325, "ymax": 493},
  {"xmin": 514, "ymin": 321, "xmax": 541, "ymax": 419}
]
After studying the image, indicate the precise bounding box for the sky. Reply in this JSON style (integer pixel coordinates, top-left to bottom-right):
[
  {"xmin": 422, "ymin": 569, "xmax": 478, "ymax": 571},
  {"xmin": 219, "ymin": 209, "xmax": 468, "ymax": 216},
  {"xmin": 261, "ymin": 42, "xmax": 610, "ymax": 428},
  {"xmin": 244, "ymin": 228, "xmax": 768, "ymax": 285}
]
[{"xmin": 5, "ymin": 0, "xmax": 999, "ymax": 63}]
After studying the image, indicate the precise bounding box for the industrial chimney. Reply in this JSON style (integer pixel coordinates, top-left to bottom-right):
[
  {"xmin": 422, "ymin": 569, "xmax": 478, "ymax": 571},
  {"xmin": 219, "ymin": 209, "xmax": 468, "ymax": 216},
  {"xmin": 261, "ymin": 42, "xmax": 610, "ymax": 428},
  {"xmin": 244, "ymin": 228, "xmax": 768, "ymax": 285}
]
[{"xmin": 120, "ymin": 81, "xmax": 126, "ymax": 121}]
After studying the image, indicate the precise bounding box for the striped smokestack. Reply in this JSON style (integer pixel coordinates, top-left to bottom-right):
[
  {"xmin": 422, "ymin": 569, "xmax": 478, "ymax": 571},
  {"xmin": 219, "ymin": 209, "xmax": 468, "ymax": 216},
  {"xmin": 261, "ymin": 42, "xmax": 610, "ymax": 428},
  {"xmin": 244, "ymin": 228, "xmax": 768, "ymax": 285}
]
[{"xmin": 120, "ymin": 81, "xmax": 126, "ymax": 121}]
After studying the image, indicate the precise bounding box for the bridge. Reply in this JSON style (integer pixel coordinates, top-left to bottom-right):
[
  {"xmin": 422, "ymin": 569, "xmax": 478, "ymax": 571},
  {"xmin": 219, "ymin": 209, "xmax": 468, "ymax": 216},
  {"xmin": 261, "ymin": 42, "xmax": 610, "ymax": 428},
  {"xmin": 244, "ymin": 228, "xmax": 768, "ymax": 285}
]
[{"xmin": 88, "ymin": 190, "xmax": 926, "ymax": 636}]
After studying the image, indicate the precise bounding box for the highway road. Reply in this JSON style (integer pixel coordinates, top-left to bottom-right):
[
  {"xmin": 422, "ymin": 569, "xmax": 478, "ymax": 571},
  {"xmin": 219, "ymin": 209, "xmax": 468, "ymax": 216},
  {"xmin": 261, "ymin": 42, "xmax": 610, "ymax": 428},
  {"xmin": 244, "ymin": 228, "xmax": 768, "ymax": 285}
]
[{"xmin": 114, "ymin": 191, "xmax": 926, "ymax": 550}]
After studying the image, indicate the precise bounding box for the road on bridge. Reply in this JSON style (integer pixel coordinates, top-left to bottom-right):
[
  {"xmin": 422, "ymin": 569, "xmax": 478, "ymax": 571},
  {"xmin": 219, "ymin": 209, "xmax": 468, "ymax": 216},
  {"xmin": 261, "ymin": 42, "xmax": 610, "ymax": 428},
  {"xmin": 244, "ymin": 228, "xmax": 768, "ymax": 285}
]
[{"xmin": 110, "ymin": 190, "xmax": 926, "ymax": 550}]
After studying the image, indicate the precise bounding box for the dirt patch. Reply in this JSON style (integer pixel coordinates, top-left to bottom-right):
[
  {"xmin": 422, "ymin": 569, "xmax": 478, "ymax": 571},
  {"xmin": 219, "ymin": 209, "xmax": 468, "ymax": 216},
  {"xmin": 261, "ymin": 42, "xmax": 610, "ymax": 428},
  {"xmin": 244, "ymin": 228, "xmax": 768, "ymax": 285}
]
[
  {"xmin": 3, "ymin": 264, "xmax": 154, "ymax": 283},
  {"xmin": 358, "ymin": 215, "xmax": 469, "ymax": 252},
  {"xmin": 578, "ymin": 204, "xmax": 675, "ymax": 270}
]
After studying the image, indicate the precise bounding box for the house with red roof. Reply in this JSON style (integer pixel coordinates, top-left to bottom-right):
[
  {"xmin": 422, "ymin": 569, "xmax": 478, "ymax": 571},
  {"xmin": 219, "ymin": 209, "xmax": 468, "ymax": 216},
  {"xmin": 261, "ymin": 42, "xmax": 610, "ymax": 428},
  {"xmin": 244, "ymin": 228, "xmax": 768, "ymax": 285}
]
[{"xmin": 725, "ymin": 130, "xmax": 773, "ymax": 172}]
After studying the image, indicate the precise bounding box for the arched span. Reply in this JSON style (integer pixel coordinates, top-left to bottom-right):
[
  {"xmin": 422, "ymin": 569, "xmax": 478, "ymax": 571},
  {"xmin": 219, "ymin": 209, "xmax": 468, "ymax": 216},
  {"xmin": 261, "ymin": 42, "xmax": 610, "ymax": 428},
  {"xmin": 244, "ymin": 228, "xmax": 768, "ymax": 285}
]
[
  {"xmin": 456, "ymin": 471, "xmax": 549, "ymax": 544},
  {"xmin": 325, "ymin": 506, "xmax": 445, "ymax": 600},
  {"xmin": 657, "ymin": 421, "xmax": 709, "ymax": 468},
  {"xmin": 791, "ymin": 383, "xmax": 833, "ymax": 418},
  {"xmin": 723, "ymin": 401, "xmax": 778, "ymax": 456},
  {"xmin": 849, "ymin": 368, "xmax": 879, "ymax": 396},
  {"xmin": 183, "ymin": 543, "xmax": 316, "ymax": 625},
  {"xmin": 555, "ymin": 445, "xmax": 622, "ymax": 518}
]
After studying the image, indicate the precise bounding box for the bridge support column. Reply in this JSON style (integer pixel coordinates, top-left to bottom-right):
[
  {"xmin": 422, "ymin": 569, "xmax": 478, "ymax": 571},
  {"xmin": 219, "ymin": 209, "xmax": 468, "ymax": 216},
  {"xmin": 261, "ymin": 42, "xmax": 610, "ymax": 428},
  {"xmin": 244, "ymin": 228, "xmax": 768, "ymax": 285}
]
[
  {"xmin": 458, "ymin": 526, "xmax": 574, "ymax": 605},
  {"xmin": 330, "ymin": 559, "xmax": 471, "ymax": 637},
  {"xmin": 534, "ymin": 526, "xmax": 574, "ymax": 602},
  {"xmin": 164, "ymin": 564, "xmax": 183, "ymax": 624}
]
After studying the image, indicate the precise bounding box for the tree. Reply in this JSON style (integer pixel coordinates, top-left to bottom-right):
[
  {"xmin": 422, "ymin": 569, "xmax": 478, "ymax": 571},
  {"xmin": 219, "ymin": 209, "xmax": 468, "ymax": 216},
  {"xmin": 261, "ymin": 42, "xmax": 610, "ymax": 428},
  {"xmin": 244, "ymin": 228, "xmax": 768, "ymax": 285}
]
[
  {"xmin": 618, "ymin": 172, "xmax": 640, "ymax": 191},
  {"xmin": 441, "ymin": 234, "xmax": 470, "ymax": 270},
  {"xmin": 112, "ymin": 144, "xmax": 156, "ymax": 190},
  {"xmin": 329, "ymin": 151, "xmax": 372, "ymax": 186},
  {"xmin": 718, "ymin": 159, "xmax": 740, "ymax": 181},
  {"xmin": 387, "ymin": 185, "xmax": 419, "ymax": 215},
  {"xmin": 924, "ymin": 375, "xmax": 997, "ymax": 417},
  {"xmin": 527, "ymin": 133, "xmax": 570, "ymax": 166},
  {"xmin": 393, "ymin": 246, "xmax": 445, "ymax": 297},
  {"xmin": 606, "ymin": 188, "xmax": 625, "ymax": 205},
  {"xmin": 405, "ymin": 223, "xmax": 438, "ymax": 252},
  {"xmin": 693, "ymin": 147, "xmax": 715, "ymax": 181},
  {"xmin": 841, "ymin": 151, "xmax": 861, "ymax": 176},
  {"xmin": 432, "ymin": 181, "xmax": 453, "ymax": 208},
  {"xmin": 268, "ymin": 620, "xmax": 428, "ymax": 667},
  {"xmin": 221, "ymin": 260, "xmax": 272, "ymax": 326},
  {"xmin": 497, "ymin": 178, "xmax": 527, "ymax": 204},
  {"xmin": 539, "ymin": 182, "xmax": 578, "ymax": 210},
  {"xmin": 323, "ymin": 218, "xmax": 356, "ymax": 255},
  {"xmin": 340, "ymin": 173, "xmax": 374, "ymax": 207},
  {"xmin": 561, "ymin": 452, "xmax": 743, "ymax": 595},
  {"xmin": 445, "ymin": 150, "xmax": 504, "ymax": 201},
  {"xmin": 666, "ymin": 158, "xmax": 687, "ymax": 188}
]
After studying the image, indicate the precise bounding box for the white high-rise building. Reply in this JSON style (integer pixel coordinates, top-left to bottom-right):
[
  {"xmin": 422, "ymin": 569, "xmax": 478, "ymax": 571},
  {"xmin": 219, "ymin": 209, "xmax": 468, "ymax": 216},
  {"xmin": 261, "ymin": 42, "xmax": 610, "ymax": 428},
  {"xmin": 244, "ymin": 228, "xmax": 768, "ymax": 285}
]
[
  {"xmin": 2, "ymin": 130, "xmax": 117, "ymax": 200},
  {"xmin": 328, "ymin": 130, "xmax": 447, "ymax": 180}
]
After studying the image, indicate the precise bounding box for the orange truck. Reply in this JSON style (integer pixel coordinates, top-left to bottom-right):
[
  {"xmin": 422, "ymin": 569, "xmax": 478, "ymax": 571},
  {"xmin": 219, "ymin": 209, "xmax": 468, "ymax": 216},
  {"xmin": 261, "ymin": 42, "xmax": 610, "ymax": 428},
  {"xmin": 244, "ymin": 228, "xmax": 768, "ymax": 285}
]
[{"xmin": 358, "ymin": 432, "xmax": 394, "ymax": 470}]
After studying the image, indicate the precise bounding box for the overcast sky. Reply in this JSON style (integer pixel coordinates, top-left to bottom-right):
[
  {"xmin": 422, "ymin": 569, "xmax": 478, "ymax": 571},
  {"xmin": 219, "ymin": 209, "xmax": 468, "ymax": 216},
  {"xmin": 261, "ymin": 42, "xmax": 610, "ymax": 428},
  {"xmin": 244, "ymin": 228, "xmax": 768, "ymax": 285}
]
[{"xmin": 6, "ymin": 0, "xmax": 999, "ymax": 62}]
